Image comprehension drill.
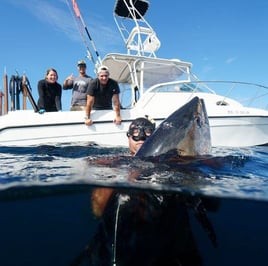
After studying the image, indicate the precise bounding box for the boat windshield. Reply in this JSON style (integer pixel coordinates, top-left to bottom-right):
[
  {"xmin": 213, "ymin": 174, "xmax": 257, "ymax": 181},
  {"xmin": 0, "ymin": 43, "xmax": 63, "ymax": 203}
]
[
  {"xmin": 140, "ymin": 61, "xmax": 190, "ymax": 91},
  {"xmin": 150, "ymin": 82, "xmax": 205, "ymax": 93}
]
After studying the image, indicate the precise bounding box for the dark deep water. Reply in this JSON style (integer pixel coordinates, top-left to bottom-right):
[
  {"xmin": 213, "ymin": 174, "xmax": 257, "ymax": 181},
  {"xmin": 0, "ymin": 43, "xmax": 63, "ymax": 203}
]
[{"xmin": 0, "ymin": 143, "xmax": 268, "ymax": 266}]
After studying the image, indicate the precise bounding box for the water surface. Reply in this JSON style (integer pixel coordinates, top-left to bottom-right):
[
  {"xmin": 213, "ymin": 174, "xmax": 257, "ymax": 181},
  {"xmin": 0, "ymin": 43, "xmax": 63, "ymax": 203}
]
[{"xmin": 0, "ymin": 143, "xmax": 268, "ymax": 265}]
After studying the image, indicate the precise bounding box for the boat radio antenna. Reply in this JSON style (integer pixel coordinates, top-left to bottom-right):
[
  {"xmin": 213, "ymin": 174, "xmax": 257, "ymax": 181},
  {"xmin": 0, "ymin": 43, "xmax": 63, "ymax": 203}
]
[{"xmin": 66, "ymin": 0, "xmax": 102, "ymax": 67}]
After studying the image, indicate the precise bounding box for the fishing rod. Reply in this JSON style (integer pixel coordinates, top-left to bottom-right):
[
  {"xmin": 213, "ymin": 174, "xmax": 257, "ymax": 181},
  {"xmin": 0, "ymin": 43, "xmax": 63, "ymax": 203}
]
[
  {"xmin": 66, "ymin": 0, "xmax": 102, "ymax": 67},
  {"xmin": 3, "ymin": 67, "xmax": 8, "ymax": 114}
]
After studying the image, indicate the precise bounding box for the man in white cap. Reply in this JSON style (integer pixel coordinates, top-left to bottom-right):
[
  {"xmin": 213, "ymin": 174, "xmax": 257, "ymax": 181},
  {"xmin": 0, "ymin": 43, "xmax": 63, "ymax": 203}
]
[
  {"xmin": 84, "ymin": 65, "xmax": 121, "ymax": 125},
  {"xmin": 63, "ymin": 60, "xmax": 93, "ymax": 111}
]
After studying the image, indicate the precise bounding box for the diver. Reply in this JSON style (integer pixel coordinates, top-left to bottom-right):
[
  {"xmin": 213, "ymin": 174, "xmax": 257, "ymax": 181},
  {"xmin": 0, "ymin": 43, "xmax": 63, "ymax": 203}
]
[{"xmin": 70, "ymin": 117, "xmax": 218, "ymax": 266}]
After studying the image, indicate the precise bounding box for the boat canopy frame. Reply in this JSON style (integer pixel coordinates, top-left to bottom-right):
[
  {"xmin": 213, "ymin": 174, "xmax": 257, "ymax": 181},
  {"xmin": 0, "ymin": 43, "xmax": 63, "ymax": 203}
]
[
  {"xmin": 113, "ymin": 0, "xmax": 161, "ymax": 57},
  {"xmin": 102, "ymin": 53, "xmax": 193, "ymax": 107}
]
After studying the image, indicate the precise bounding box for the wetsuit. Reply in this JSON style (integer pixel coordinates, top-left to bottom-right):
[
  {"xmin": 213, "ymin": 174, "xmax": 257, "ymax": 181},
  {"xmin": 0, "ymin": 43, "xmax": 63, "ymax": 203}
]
[{"xmin": 37, "ymin": 79, "xmax": 62, "ymax": 112}]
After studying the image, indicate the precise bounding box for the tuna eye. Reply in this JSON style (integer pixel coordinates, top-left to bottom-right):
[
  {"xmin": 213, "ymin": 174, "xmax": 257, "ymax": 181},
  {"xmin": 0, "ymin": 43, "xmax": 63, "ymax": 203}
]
[{"xmin": 195, "ymin": 115, "xmax": 202, "ymax": 127}]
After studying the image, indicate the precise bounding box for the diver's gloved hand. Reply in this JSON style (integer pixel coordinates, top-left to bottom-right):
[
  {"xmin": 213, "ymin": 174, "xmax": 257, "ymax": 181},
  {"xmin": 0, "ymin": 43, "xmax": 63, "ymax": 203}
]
[{"xmin": 38, "ymin": 109, "xmax": 45, "ymax": 114}]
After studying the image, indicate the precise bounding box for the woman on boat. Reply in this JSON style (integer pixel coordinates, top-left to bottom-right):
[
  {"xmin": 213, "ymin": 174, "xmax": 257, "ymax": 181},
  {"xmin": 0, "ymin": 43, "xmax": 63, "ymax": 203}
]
[{"xmin": 37, "ymin": 68, "xmax": 62, "ymax": 113}]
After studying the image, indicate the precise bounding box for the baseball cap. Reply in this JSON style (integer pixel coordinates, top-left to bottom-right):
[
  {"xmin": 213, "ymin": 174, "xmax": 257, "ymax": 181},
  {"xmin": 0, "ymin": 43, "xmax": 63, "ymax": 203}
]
[
  {"xmin": 97, "ymin": 65, "xmax": 109, "ymax": 74},
  {"xmin": 77, "ymin": 60, "xmax": 87, "ymax": 66}
]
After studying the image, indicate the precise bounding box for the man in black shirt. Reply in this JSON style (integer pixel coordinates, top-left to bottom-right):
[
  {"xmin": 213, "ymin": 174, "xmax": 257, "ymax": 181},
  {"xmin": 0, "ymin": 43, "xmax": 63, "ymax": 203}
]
[{"xmin": 84, "ymin": 66, "xmax": 121, "ymax": 125}]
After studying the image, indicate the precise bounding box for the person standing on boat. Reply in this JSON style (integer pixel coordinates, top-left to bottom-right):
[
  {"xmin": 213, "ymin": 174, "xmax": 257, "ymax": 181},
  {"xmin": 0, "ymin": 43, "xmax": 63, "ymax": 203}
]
[
  {"xmin": 63, "ymin": 60, "xmax": 93, "ymax": 111},
  {"xmin": 37, "ymin": 68, "xmax": 62, "ymax": 113},
  {"xmin": 84, "ymin": 65, "xmax": 121, "ymax": 125}
]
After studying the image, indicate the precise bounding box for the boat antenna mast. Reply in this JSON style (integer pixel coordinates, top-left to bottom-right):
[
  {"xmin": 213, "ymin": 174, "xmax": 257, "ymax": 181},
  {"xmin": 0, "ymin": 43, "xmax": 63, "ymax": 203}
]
[
  {"xmin": 66, "ymin": 0, "xmax": 102, "ymax": 67},
  {"xmin": 113, "ymin": 0, "xmax": 161, "ymax": 57}
]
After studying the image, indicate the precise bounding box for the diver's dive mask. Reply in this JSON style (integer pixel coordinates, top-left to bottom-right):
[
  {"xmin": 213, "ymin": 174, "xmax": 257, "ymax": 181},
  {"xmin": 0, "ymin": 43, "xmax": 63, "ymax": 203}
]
[{"xmin": 127, "ymin": 125, "xmax": 154, "ymax": 141}]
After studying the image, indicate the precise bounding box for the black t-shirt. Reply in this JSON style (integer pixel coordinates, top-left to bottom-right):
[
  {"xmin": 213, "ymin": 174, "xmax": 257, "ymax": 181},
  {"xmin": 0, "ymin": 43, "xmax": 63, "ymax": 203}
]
[{"xmin": 86, "ymin": 78, "xmax": 120, "ymax": 110}]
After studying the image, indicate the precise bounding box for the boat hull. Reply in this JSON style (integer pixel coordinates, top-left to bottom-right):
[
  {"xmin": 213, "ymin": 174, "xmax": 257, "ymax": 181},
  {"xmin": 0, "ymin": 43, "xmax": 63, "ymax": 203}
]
[
  {"xmin": 1, "ymin": 109, "xmax": 268, "ymax": 147},
  {"xmin": 210, "ymin": 116, "xmax": 268, "ymax": 146},
  {"xmin": 0, "ymin": 110, "xmax": 131, "ymax": 147}
]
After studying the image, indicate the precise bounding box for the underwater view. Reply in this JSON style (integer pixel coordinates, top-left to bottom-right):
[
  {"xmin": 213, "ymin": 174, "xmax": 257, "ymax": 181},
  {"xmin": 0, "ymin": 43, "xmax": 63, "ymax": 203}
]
[{"xmin": 0, "ymin": 143, "xmax": 268, "ymax": 265}]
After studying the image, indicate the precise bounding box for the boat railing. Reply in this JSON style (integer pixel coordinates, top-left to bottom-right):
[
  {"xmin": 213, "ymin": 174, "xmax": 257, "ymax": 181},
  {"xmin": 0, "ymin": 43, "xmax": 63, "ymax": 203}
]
[{"xmin": 143, "ymin": 80, "xmax": 268, "ymax": 110}]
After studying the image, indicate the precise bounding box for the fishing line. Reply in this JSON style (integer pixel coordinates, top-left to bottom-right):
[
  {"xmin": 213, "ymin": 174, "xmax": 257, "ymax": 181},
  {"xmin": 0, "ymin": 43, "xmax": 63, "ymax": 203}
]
[
  {"xmin": 65, "ymin": 0, "xmax": 94, "ymax": 63},
  {"xmin": 65, "ymin": 0, "xmax": 102, "ymax": 66},
  {"xmin": 112, "ymin": 194, "xmax": 130, "ymax": 266}
]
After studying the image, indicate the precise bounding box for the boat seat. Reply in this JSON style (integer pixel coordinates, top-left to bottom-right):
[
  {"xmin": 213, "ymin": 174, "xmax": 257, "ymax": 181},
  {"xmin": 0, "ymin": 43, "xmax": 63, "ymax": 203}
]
[
  {"xmin": 142, "ymin": 33, "xmax": 161, "ymax": 53},
  {"xmin": 126, "ymin": 26, "xmax": 161, "ymax": 53}
]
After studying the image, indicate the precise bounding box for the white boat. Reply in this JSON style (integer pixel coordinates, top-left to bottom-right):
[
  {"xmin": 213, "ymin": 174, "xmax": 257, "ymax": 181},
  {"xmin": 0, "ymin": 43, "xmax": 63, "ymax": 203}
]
[{"xmin": 1, "ymin": 0, "xmax": 268, "ymax": 147}]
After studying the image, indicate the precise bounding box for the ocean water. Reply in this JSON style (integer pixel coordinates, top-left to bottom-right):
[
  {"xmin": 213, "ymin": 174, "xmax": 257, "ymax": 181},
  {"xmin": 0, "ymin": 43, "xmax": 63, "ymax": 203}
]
[{"xmin": 0, "ymin": 143, "xmax": 268, "ymax": 266}]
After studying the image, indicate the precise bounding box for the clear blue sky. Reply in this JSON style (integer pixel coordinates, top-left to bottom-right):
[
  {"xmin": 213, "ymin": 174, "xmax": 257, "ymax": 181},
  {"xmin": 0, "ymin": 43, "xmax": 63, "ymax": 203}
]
[{"xmin": 1, "ymin": 0, "xmax": 268, "ymax": 111}]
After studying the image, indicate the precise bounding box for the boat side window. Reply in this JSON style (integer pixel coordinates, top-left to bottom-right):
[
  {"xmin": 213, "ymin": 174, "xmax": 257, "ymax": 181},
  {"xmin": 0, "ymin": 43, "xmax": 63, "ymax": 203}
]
[
  {"xmin": 150, "ymin": 83, "xmax": 205, "ymax": 93},
  {"xmin": 151, "ymin": 84, "xmax": 176, "ymax": 92},
  {"xmin": 178, "ymin": 83, "xmax": 204, "ymax": 92}
]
